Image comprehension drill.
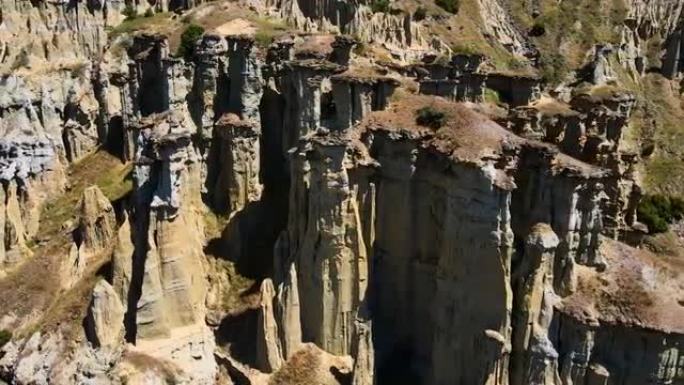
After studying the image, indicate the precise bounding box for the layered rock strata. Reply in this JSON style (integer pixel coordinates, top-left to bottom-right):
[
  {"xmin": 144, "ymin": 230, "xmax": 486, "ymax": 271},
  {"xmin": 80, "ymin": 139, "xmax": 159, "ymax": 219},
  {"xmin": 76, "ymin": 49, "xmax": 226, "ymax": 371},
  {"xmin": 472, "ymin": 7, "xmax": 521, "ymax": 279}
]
[{"xmin": 1, "ymin": 1, "xmax": 684, "ymax": 384}]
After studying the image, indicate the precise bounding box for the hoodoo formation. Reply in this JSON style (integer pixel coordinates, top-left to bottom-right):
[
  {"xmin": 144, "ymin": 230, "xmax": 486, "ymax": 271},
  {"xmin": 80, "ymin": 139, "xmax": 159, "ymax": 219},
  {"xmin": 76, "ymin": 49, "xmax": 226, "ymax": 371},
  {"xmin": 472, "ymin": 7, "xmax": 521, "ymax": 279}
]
[{"xmin": 0, "ymin": 0, "xmax": 683, "ymax": 384}]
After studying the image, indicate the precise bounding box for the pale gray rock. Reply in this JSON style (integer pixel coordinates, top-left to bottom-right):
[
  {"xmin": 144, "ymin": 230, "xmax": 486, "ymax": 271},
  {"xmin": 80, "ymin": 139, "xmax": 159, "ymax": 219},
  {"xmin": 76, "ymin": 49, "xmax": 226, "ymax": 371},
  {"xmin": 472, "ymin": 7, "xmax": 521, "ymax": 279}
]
[
  {"xmin": 255, "ymin": 279, "xmax": 284, "ymax": 372},
  {"xmin": 85, "ymin": 280, "xmax": 126, "ymax": 349}
]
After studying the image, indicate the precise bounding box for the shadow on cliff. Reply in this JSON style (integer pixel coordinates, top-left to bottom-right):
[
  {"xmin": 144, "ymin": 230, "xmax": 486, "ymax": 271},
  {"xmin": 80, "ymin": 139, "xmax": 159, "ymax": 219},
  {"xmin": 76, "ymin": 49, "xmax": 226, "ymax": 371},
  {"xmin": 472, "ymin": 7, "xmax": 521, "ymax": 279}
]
[
  {"xmin": 204, "ymin": 182, "xmax": 288, "ymax": 280},
  {"xmin": 215, "ymin": 306, "xmax": 259, "ymax": 367}
]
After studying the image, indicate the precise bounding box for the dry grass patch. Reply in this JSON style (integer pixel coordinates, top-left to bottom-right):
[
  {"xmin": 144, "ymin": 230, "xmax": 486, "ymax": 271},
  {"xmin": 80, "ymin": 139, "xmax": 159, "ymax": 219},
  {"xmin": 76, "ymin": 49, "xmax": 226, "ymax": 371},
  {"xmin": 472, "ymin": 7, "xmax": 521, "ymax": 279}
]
[
  {"xmin": 0, "ymin": 150, "xmax": 131, "ymax": 337},
  {"xmin": 119, "ymin": 351, "xmax": 182, "ymax": 384},
  {"xmin": 639, "ymin": 74, "xmax": 684, "ymax": 196},
  {"xmin": 426, "ymin": 0, "xmax": 532, "ymax": 74},
  {"xmin": 109, "ymin": 12, "xmax": 182, "ymax": 40}
]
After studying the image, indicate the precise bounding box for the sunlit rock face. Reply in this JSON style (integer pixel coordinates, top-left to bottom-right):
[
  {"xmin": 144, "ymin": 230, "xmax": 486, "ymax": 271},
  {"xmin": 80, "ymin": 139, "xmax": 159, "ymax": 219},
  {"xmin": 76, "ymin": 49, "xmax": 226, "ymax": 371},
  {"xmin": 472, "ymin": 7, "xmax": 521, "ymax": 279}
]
[{"xmin": 0, "ymin": 0, "xmax": 683, "ymax": 384}]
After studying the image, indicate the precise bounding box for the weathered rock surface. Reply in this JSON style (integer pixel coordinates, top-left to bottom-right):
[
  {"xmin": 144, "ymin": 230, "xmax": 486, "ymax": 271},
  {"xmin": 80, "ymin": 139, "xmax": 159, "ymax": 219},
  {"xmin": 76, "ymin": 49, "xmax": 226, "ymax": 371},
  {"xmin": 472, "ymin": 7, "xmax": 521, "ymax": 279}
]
[
  {"xmin": 133, "ymin": 123, "xmax": 207, "ymax": 341},
  {"xmin": 85, "ymin": 280, "xmax": 126, "ymax": 349},
  {"xmin": 213, "ymin": 114, "xmax": 263, "ymax": 214},
  {"xmin": 255, "ymin": 278, "xmax": 284, "ymax": 372},
  {"xmin": 1, "ymin": 1, "xmax": 684, "ymax": 384},
  {"xmin": 77, "ymin": 186, "xmax": 117, "ymax": 255}
]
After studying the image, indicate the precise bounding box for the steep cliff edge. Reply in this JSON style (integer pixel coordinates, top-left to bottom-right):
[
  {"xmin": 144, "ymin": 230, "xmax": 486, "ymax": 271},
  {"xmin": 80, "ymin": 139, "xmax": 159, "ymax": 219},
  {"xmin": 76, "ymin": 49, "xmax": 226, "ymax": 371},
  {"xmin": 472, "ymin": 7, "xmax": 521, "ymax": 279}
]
[{"xmin": 0, "ymin": 0, "xmax": 683, "ymax": 384}]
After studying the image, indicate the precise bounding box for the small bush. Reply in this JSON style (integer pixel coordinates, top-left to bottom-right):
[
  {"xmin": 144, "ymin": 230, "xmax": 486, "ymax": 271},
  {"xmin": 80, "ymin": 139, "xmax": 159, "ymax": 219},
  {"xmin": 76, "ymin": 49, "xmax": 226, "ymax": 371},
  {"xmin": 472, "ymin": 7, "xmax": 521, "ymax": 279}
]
[
  {"xmin": 638, "ymin": 194, "xmax": 684, "ymax": 234},
  {"xmin": 253, "ymin": 17, "xmax": 289, "ymax": 47},
  {"xmin": 413, "ymin": 6, "xmax": 427, "ymax": 21},
  {"xmin": 177, "ymin": 24, "xmax": 205, "ymax": 61},
  {"xmin": 529, "ymin": 21, "xmax": 545, "ymax": 37},
  {"xmin": 371, "ymin": 0, "xmax": 390, "ymax": 13},
  {"xmin": 539, "ymin": 51, "xmax": 569, "ymax": 85},
  {"xmin": 415, "ymin": 107, "xmax": 446, "ymax": 129},
  {"xmin": 484, "ymin": 89, "xmax": 500, "ymax": 104},
  {"xmin": 143, "ymin": 8, "xmax": 154, "ymax": 17},
  {"xmin": 254, "ymin": 32, "xmax": 270, "ymax": 47},
  {"xmin": 0, "ymin": 329, "xmax": 11, "ymax": 348},
  {"xmin": 10, "ymin": 49, "xmax": 30, "ymax": 70},
  {"xmin": 451, "ymin": 43, "xmax": 481, "ymax": 56},
  {"xmin": 122, "ymin": 4, "xmax": 137, "ymax": 20},
  {"xmin": 435, "ymin": 0, "xmax": 459, "ymax": 14}
]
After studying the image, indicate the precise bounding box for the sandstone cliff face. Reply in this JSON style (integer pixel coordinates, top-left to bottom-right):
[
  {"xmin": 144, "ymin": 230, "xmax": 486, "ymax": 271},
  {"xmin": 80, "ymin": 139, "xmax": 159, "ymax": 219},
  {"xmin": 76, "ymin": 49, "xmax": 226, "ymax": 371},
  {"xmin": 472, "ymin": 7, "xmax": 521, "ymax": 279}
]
[
  {"xmin": 274, "ymin": 0, "xmax": 448, "ymax": 61},
  {"xmin": 0, "ymin": 0, "xmax": 111, "ymax": 268},
  {"xmin": 1, "ymin": 0, "xmax": 684, "ymax": 384},
  {"xmin": 132, "ymin": 122, "xmax": 206, "ymax": 341},
  {"xmin": 0, "ymin": 0, "xmax": 110, "ymax": 74},
  {"xmin": 85, "ymin": 279, "xmax": 126, "ymax": 349}
]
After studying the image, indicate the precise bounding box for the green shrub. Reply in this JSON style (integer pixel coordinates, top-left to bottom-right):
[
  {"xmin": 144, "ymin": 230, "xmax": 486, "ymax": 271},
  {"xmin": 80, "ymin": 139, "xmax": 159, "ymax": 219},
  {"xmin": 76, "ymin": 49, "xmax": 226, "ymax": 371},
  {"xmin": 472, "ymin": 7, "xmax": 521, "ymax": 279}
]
[
  {"xmin": 0, "ymin": 329, "xmax": 11, "ymax": 348},
  {"xmin": 539, "ymin": 51, "xmax": 569, "ymax": 85},
  {"xmin": 638, "ymin": 194, "xmax": 684, "ymax": 233},
  {"xmin": 451, "ymin": 43, "xmax": 481, "ymax": 56},
  {"xmin": 413, "ymin": 6, "xmax": 427, "ymax": 21},
  {"xmin": 415, "ymin": 107, "xmax": 446, "ymax": 129},
  {"xmin": 177, "ymin": 24, "xmax": 205, "ymax": 61},
  {"xmin": 252, "ymin": 17, "xmax": 288, "ymax": 47},
  {"xmin": 122, "ymin": 4, "xmax": 137, "ymax": 20},
  {"xmin": 529, "ymin": 21, "xmax": 545, "ymax": 37},
  {"xmin": 435, "ymin": 0, "xmax": 459, "ymax": 14},
  {"xmin": 144, "ymin": 8, "xmax": 154, "ymax": 17},
  {"xmin": 371, "ymin": 0, "xmax": 390, "ymax": 13},
  {"xmin": 484, "ymin": 89, "xmax": 500, "ymax": 104}
]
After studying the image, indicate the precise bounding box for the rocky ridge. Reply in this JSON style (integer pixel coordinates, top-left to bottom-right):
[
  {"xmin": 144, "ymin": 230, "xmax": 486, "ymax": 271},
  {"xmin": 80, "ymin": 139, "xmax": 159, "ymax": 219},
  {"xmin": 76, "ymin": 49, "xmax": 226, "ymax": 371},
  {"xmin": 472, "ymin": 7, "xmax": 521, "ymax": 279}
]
[{"xmin": 0, "ymin": 0, "xmax": 683, "ymax": 384}]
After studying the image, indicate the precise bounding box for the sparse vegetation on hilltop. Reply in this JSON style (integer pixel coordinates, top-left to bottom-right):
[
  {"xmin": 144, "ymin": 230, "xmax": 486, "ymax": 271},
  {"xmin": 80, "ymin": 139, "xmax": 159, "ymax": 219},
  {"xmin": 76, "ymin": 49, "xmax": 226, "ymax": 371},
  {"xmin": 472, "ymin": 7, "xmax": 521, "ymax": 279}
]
[{"xmin": 109, "ymin": 11, "xmax": 177, "ymax": 38}]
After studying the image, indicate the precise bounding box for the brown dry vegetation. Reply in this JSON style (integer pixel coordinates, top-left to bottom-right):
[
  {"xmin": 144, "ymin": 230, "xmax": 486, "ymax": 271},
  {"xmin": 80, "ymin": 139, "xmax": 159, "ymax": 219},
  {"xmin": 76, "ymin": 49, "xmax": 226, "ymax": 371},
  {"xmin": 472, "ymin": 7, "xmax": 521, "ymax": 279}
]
[
  {"xmin": 638, "ymin": 74, "xmax": 684, "ymax": 197},
  {"xmin": 120, "ymin": 351, "xmax": 182, "ymax": 383},
  {"xmin": 562, "ymin": 238, "xmax": 684, "ymax": 333},
  {"xmin": 0, "ymin": 150, "xmax": 131, "ymax": 338},
  {"xmin": 110, "ymin": 2, "xmax": 294, "ymax": 54},
  {"xmin": 270, "ymin": 348, "xmax": 323, "ymax": 385}
]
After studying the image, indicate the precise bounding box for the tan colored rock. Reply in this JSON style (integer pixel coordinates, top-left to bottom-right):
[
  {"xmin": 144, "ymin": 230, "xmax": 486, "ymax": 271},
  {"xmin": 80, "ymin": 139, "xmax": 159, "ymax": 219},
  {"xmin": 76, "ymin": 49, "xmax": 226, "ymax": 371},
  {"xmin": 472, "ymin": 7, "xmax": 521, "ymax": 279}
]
[
  {"xmin": 351, "ymin": 321, "xmax": 374, "ymax": 385},
  {"xmin": 61, "ymin": 242, "xmax": 85, "ymax": 290},
  {"xmin": 76, "ymin": 185, "xmax": 116, "ymax": 255},
  {"xmin": 256, "ymin": 279, "xmax": 284, "ymax": 373},
  {"xmin": 133, "ymin": 129, "xmax": 207, "ymax": 341},
  {"xmin": 213, "ymin": 114, "xmax": 263, "ymax": 215},
  {"xmin": 283, "ymin": 140, "xmax": 371, "ymax": 356},
  {"xmin": 136, "ymin": 205, "xmax": 206, "ymax": 340},
  {"xmin": 85, "ymin": 279, "xmax": 125, "ymax": 348},
  {"xmin": 276, "ymin": 261, "xmax": 302, "ymax": 359},
  {"xmin": 510, "ymin": 223, "xmax": 560, "ymax": 385},
  {"xmin": 111, "ymin": 212, "xmax": 135, "ymax": 310},
  {"xmin": 1, "ymin": 181, "xmax": 32, "ymax": 266}
]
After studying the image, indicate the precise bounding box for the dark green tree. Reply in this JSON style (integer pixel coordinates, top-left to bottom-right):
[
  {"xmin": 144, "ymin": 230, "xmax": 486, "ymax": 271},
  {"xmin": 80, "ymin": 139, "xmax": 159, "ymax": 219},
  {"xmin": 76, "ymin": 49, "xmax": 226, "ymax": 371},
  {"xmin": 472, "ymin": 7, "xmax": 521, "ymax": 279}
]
[{"xmin": 177, "ymin": 24, "xmax": 205, "ymax": 61}]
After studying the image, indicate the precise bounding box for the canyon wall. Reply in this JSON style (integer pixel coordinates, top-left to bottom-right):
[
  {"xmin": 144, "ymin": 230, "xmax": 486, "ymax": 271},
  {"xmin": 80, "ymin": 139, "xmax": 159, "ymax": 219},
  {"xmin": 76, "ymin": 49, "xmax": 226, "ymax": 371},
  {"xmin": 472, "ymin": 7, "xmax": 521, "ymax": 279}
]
[{"xmin": 0, "ymin": 0, "xmax": 683, "ymax": 384}]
